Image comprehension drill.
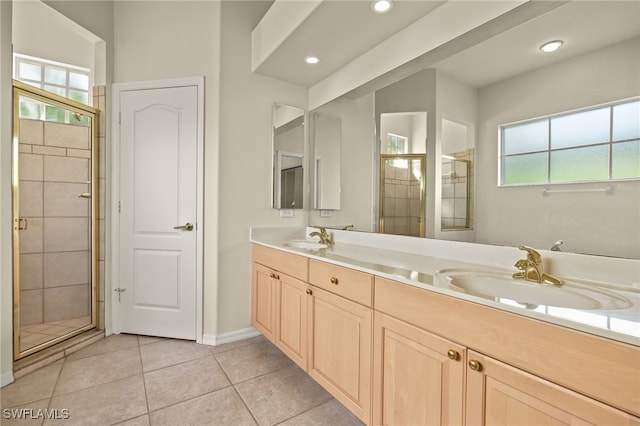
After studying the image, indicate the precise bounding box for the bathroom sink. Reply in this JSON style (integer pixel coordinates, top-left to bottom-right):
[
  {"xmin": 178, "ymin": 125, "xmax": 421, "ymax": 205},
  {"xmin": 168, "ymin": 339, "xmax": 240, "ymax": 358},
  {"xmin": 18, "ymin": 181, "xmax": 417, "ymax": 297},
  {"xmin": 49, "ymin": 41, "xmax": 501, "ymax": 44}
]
[
  {"xmin": 285, "ymin": 240, "xmax": 328, "ymax": 250},
  {"xmin": 434, "ymin": 269, "xmax": 632, "ymax": 310}
]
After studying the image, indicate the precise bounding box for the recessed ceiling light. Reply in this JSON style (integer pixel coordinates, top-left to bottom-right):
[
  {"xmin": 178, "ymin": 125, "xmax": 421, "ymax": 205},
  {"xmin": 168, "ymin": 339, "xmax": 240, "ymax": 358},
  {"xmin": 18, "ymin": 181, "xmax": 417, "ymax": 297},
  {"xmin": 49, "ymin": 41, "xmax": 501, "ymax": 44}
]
[
  {"xmin": 372, "ymin": 0, "xmax": 393, "ymax": 14},
  {"xmin": 305, "ymin": 56, "xmax": 319, "ymax": 65},
  {"xmin": 540, "ymin": 40, "xmax": 563, "ymax": 53}
]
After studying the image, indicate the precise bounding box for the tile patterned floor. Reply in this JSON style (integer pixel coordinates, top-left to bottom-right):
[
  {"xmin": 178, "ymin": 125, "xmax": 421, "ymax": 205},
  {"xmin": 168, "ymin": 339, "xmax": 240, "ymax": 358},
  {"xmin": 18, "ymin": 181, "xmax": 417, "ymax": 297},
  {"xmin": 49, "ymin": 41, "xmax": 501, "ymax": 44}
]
[
  {"xmin": 20, "ymin": 317, "xmax": 92, "ymax": 351},
  {"xmin": 0, "ymin": 334, "xmax": 364, "ymax": 426}
]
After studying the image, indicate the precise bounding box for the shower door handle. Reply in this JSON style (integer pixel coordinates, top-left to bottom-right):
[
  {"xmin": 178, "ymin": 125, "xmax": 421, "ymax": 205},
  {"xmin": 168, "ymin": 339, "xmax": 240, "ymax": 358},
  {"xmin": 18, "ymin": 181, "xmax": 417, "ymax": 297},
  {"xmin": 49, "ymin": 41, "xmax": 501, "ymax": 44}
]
[
  {"xmin": 174, "ymin": 223, "xmax": 194, "ymax": 231},
  {"xmin": 14, "ymin": 218, "xmax": 28, "ymax": 231}
]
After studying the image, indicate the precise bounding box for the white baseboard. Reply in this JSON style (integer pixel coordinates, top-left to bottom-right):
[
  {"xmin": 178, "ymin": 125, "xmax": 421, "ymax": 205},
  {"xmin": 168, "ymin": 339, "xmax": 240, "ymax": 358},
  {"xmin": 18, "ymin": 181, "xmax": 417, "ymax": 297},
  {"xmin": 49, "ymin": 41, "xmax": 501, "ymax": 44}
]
[
  {"xmin": 202, "ymin": 326, "xmax": 261, "ymax": 346},
  {"xmin": 0, "ymin": 370, "xmax": 14, "ymax": 388}
]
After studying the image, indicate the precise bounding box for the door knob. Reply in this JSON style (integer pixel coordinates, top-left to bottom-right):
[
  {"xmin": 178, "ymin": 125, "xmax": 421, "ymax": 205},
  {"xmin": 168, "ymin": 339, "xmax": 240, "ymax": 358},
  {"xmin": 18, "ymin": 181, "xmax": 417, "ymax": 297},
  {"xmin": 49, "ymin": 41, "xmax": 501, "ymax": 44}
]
[{"xmin": 174, "ymin": 222, "xmax": 194, "ymax": 231}]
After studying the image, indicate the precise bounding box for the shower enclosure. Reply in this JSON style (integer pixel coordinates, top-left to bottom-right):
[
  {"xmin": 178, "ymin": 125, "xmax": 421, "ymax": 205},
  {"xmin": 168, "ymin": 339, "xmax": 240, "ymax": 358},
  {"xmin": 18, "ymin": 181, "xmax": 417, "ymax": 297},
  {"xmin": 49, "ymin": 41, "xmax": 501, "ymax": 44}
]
[
  {"xmin": 12, "ymin": 81, "xmax": 98, "ymax": 360},
  {"xmin": 379, "ymin": 154, "xmax": 426, "ymax": 237}
]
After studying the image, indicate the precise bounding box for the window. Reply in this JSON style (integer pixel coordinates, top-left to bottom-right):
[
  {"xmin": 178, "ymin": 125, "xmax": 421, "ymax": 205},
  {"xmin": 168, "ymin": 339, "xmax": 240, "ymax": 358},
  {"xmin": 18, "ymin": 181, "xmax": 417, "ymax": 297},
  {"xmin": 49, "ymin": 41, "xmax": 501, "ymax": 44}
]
[
  {"xmin": 13, "ymin": 54, "xmax": 91, "ymax": 124},
  {"xmin": 386, "ymin": 133, "xmax": 408, "ymax": 167},
  {"xmin": 500, "ymin": 99, "xmax": 640, "ymax": 186}
]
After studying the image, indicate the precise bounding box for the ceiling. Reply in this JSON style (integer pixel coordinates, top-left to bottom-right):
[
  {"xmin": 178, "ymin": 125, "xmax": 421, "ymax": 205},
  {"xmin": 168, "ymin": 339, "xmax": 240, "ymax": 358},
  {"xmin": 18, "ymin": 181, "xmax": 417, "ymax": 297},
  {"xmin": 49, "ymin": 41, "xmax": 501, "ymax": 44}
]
[
  {"xmin": 434, "ymin": 1, "xmax": 640, "ymax": 89},
  {"xmin": 254, "ymin": 0, "xmax": 444, "ymax": 87},
  {"xmin": 254, "ymin": 1, "xmax": 640, "ymax": 91}
]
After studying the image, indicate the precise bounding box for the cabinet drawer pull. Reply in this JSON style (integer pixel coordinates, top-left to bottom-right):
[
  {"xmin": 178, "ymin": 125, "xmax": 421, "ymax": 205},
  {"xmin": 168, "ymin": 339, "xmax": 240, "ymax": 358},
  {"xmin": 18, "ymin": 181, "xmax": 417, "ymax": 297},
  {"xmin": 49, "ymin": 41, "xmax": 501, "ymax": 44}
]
[
  {"xmin": 447, "ymin": 349, "xmax": 460, "ymax": 361},
  {"xmin": 330, "ymin": 277, "xmax": 339, "ymax": 285},
  {"xmin": 306, "ymin": 289, "xmax": 313, "ymax": 295},
  {"xmin": 469, "ymin": 359, "xmax": 482, "ymax": 371},
  {"xmin": 269, "ymin": 273, "xmax": 280, "ymax": 280}
]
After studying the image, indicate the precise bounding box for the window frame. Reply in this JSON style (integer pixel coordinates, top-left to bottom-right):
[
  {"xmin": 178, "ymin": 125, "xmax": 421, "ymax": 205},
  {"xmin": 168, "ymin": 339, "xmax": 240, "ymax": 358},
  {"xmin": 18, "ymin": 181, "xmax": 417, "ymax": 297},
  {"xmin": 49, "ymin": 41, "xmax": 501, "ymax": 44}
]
[
  {"xmin": 13, "ymin": 53, "xmax": 91, "ymax": 120},
  {"xmin": 498, "ymin": 97, "xmax": 640, "ymax": 187}
]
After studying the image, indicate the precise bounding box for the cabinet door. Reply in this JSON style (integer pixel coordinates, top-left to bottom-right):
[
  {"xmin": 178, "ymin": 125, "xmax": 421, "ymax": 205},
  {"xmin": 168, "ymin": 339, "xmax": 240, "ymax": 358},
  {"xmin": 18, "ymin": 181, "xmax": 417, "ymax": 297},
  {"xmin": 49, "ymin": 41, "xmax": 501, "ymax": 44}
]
[
  {"xmin": 373, "ymin": 312, "xmax": 465, "ymax": 426},
  {"xmin": 308, "ymin": 286, "xmax": 372, "ymax": 425},
  {"xmin": 276, "ymin": 274, "xmax": 309, "ymax": 370},
  {"xmin": 466, "ymin": 350, "xmax": 640, "ymax": 426},
  {"xmin": 251, "ymin": 263, "xmax": 277, "ymax": 342}
]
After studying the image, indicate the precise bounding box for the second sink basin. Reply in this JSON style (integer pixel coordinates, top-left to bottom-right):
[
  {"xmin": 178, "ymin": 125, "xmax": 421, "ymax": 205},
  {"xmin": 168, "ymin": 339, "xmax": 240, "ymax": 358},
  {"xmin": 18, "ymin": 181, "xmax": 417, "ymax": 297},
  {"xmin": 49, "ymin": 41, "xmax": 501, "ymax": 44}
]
[
  {"xmin": 434, "ymin": 269, "xmax": 632, "ymax": 310},
  {"xmin": 285, "ymin": 240, "xmax": 328, "ymax": 250}
]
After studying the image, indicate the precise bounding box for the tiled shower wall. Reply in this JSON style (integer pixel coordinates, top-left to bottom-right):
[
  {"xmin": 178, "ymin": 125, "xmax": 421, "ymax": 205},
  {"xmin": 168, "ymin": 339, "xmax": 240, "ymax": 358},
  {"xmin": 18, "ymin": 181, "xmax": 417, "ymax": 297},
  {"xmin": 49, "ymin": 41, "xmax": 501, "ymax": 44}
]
[
  {"xmin": 383, "ymin": 165, "xmax": 422, "ymax": 237},
  {"xmin": 18, "ymin": 119, "xmax": 91, "ymax": 326},
  {"xmin": 18, "ymin": 85, "xmax": 106, "ymax": 331}
]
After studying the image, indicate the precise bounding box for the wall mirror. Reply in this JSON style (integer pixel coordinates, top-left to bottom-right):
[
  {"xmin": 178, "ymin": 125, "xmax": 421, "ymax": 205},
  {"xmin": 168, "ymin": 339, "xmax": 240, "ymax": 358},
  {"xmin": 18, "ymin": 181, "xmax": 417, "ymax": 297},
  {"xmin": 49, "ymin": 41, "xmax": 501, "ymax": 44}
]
[
  {"xmin": 310, "ymin": 111, "xmax": 342, "ymax": 210},
  {"xmin": 307, "ymin": 1, "xmax": 640, "ymax": 259},
  {"xmin": 272, "ymin": 104, "xmax": 305, "ymax": 209}
]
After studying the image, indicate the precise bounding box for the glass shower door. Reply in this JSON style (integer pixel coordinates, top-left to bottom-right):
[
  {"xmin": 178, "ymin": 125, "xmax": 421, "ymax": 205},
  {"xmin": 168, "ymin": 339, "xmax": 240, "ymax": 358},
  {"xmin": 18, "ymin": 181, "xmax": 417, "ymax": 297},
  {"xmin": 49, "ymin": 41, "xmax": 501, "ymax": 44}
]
[
  {"xmin": 379, "ymin": 154, "xmax": 426, "ymax": 237},
  {"xmin": 12, "ymin": 81, "xmax": 98, "ymax": 360}
]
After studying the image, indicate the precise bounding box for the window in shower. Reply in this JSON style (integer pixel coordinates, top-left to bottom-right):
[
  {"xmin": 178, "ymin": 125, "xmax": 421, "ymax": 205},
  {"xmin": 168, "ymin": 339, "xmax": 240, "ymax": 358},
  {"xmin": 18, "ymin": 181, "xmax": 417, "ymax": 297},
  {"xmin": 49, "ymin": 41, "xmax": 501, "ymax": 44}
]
[
  {"xmin": 14, "ymin": 53, "xmax": 90, "ymax": 124},
  {"xmin": 12, "ymin": 80, "xmax": 98, "ymax": 360}
]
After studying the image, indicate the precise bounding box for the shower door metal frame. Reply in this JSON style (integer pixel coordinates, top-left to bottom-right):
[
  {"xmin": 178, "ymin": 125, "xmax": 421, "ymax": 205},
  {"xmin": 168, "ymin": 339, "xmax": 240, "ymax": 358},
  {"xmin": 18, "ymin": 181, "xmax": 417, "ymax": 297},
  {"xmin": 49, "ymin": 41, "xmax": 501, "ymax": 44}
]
[
  {"xmin": 12, "ymin": 80, "xmax": 99, "ymax": 360},
  {"xmin": 379, "ymin": 154, "xmax": 426, "ymax": 238}
]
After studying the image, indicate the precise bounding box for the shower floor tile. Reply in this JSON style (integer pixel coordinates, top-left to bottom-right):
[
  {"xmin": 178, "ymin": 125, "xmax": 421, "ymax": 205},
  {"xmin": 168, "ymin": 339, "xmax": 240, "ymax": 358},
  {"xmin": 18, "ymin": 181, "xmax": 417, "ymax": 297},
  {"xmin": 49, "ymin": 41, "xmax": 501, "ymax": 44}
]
[
  {"xmin": 4, "ymin": 334, "xmax": 364, "ymax": 426},
  {"xmin": 20, "ymin": 316, "xmax": 91, "ymax": 351}
]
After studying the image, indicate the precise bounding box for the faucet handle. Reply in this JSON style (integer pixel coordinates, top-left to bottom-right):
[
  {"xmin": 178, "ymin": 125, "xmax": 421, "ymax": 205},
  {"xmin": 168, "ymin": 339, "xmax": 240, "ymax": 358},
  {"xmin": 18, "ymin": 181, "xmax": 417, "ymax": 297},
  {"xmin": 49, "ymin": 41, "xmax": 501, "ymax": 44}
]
[{"xmin": 518, "ymin": 245, "xmax": 542, "ymax": 264}]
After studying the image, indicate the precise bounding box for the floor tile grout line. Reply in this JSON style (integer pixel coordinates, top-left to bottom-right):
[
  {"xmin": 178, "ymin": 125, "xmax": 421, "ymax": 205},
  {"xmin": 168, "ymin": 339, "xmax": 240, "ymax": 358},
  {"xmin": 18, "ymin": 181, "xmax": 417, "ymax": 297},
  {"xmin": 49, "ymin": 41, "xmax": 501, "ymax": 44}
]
[
  {"xmin": 137, "ymin": 338, "xmax": 152, "ymax": 425},
  {"xmin": 141, "ymin": 349, "xmax": 215, "ymax": 374}
]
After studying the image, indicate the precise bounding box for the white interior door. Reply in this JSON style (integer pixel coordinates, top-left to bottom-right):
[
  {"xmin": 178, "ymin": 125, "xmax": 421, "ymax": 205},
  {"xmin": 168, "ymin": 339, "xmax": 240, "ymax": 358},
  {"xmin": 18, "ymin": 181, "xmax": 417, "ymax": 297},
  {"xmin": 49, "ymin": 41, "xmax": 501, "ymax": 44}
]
[{"xmin": 115, "ymin": 81, "xmax": 202, "ymax": 340}]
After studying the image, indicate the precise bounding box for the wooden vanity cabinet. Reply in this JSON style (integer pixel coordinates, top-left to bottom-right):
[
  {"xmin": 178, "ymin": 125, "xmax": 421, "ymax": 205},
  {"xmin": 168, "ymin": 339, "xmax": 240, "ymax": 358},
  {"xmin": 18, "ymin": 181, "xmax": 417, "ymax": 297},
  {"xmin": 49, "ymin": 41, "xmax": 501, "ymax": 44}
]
[
  {"xmin": 308, "ymin": 259, "xmax": 374, "ymax": 424},
  {"xmin": 375, "ymin": 276, "xmax": 640, "ymax": 425},
  {"xmin": 372, "ymin": 312, "xmax": 466, "ymax": 425},
  {"xmin": 251, "ymin": 245, "xmax": 309, "ymax": 369},
  {"xmin": 465, "ymin": 350, "xmax": 640, "ymax": 425}
]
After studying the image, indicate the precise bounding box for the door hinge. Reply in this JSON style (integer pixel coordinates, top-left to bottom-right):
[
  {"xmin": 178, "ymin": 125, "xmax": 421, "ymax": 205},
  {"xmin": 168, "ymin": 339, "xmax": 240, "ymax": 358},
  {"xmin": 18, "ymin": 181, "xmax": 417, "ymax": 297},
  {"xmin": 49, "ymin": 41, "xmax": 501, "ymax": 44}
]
[
  {"xmin": 118, "ymin": 112, "xmax": 121, "ymax": 125},
  {"xmin": 118, "ymin": 201, "xmax": 121, "ymax": 213}
]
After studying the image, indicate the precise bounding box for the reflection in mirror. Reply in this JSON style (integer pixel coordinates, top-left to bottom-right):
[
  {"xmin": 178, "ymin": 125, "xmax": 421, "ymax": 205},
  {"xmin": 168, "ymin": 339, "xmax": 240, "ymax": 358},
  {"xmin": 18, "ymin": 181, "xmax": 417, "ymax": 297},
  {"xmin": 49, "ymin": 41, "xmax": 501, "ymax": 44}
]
[
  {"xmin": 272, "ymin": 104, "xmax": 305, "ymax": 209},
  {"xmin": 441, "ymin": 118, "xmax": 473, "ymax": 230},
  {"xmin": 307, "ymin": 1, "xmax": 640, "ymax": 258},
  {"xmin": 380, "ymin": 154, "xmax": 425, "ymax": 237},
  {"xmin": 311, "ymin": 112, "xmax": 341, "ymax": 210}
]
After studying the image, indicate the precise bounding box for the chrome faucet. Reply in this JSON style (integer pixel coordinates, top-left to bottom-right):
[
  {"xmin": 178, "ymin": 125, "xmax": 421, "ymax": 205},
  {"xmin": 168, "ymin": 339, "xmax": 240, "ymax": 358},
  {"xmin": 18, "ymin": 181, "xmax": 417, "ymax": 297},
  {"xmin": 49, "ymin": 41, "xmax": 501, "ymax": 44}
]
[
  {"xmin": 550, "ymin": 240, "xmax": 564, "ymax": 251},
  {"xmin": 513, "ymin": 245, "xmax": 563, "ymax": 286},
  {"xmin": 309, "ymin": 226, "xmax": 334, "ymax": 247}
]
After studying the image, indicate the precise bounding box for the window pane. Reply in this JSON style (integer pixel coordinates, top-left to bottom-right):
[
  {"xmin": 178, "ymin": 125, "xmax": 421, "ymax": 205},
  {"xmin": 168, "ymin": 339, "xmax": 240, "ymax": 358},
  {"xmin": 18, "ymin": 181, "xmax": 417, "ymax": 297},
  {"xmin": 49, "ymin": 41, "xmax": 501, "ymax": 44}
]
[
  {"xmin": 45, "ymin": 105, "xmax": 67, "ymax": 123},
  {"xmin": 613, "ymin": 101, "xmax": 640, "ymax": 141},
  {"xmin": 612, "ymin": 140, "xmax": 640, "ymax": 179},
  {"xmin": 44, "ymin": 66, "xmax": 66, "ymax": 85},
  {"xmin": 19, "ymin": 61, "xmax": 41, "ymax": 81},
  {"xmin": 44, "ymin": 85, "xmax": 66, "ymax": 97},
  {"xmin": 502, "ymin": 152, "xmax": 548, "ymax": 185},
  {"xmin": 69, "ymin": 89, "xmax": 89, "ymax": 104},
  {"xmin": 502, "ymin": 120, "xmax": 548, "ymax": 155},
  {"xmin": 69, "ymin": 72, "xmax": 89, "ymax": 90},
  {"xmin": 550, "ymin": 145, "xmax": 609, "ymax": 182},
  {"xmin": 551, "ymin": 107, "xmax": 610, "ymax": 149},
  {"xmin": 19, "ymin": 99, "xmax": 41, "ymax": 119}
]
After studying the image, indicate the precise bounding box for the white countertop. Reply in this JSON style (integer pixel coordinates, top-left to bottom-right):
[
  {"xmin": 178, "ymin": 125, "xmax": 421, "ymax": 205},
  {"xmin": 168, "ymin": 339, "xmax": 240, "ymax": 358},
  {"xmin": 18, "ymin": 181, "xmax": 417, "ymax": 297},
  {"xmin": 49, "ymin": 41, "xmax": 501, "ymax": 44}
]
[{"xmin": 250, "ymin": 226, "xmax": 640, "ymax": 347}]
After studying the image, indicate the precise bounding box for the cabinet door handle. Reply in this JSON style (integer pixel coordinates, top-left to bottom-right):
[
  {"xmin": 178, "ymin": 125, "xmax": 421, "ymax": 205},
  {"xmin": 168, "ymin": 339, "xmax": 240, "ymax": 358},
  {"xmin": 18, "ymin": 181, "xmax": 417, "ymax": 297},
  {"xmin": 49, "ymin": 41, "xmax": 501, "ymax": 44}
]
[
  {"xmin": 330, "ymin": 277, "xmax": 339, "ymax": 285},
  {"xmin": 269, "ymin": 273, "xmax": 280, "ymax": 280},
  {"xmin": 306, "ymin": 289, "xmax": 313, "ymax": 295},
  {"xmin": 447, "ymin": 349, "xmax": 460, "ymax": 361},
  {"xmin": 469, "ymin": 359, "xmax": 482, "ymax": 371}
]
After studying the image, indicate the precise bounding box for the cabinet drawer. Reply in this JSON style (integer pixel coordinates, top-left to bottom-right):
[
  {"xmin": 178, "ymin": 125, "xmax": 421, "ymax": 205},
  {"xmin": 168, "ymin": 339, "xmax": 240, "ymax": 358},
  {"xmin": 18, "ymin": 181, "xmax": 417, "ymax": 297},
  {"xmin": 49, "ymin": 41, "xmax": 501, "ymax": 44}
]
[
  {"xmin": 309, "ymin": 259, "xmax": 373, "ymax": 307},
  {"xmin": 252, "ymin": 244, "xmax": 308, "ymax": 281}
]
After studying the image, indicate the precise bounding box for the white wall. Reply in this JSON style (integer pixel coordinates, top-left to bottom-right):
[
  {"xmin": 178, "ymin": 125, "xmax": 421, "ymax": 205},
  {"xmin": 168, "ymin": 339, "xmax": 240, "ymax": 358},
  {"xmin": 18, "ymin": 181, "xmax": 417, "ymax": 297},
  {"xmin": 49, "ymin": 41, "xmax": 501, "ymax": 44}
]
[
  {"xmin": 217, "ymin": 1, "xmax": 308, "ymax": 335},
  {"xmin": 13, "ymin": 1, "xmax": 96, "ymax": 72},
  {"xmin": 0, "ymin": 0, "xmax": 14, "ymax": 387},
  {"xmin": 476, "ymin": 38, "xmax": 640, "ymax": 258}
]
